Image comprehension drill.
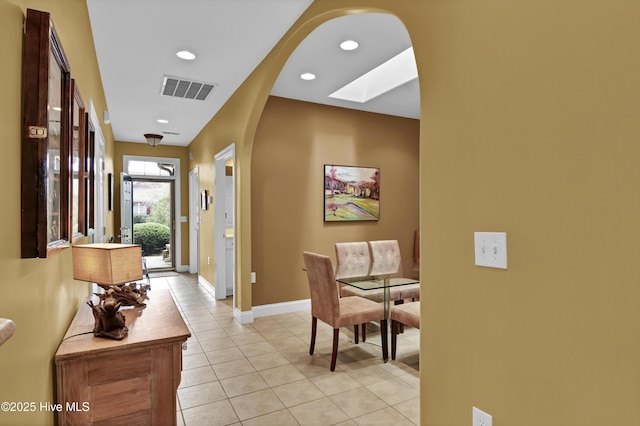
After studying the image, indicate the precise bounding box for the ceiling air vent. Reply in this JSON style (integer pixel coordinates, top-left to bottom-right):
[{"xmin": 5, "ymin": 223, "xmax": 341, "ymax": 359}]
[
  {"xmin": 160, "ymin": 75, "xmax": 215, "ymax": 101},
  {"xmin": 162, "ymin": 131, "xmax": 180, "ymax": 136}
]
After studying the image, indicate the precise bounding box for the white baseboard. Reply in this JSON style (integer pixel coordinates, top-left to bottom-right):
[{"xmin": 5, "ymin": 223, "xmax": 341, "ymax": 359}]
[
  {"xmin": 234, "ymin": 307, "xmax": 254, "ymax": 324},
  {"xmin": 198, "ymin": 275, "xmax": 214, "ymax": 295},
  {"xmin": 194, "ymin": 277, "xmax": 309, "ymax": 324},
  {"xmin": 231, "ymin": 299, "xmax": 310, "ymax": 324},
  {"xmin": 252, "ymin": 299, "xmax": 311, "ymax": 318},
  {"xmin": 176, "ymin": 264, "xmax": 189, "ymax": 273}
]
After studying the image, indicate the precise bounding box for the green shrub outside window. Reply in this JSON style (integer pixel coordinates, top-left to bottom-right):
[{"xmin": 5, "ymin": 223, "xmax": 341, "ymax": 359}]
[{"xmin": 133, "ymin": 222, "xmax": 170, "ymax": 256}]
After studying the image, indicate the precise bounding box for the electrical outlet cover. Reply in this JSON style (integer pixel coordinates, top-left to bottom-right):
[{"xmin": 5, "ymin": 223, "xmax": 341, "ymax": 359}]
[{"xmin": 472, "ymin": 407, "xmax": 492, "ymax": 426}]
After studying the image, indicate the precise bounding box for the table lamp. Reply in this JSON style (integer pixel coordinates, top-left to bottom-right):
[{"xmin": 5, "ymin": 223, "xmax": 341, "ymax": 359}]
[{"xmin": 72, "ymin": 243, "xmax": 146, "ymax": 340}]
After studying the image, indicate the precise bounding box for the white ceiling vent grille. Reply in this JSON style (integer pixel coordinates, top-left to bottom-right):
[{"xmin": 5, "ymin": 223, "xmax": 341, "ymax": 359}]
[{"xmin": 160, "ymin": 75, "xmax": 215, "ymax": 101}]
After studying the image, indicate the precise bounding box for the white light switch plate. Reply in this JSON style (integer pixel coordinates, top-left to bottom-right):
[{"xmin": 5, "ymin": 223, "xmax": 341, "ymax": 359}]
[{"xmin": 474, "ymin": 232, "xmax": 507, "ymax": 269}]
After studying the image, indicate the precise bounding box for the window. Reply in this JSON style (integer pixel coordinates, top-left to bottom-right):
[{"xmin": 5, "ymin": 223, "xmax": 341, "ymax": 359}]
[{"xmin": 127, "ymin": 160, "xmax": 175, "ymax": 177}]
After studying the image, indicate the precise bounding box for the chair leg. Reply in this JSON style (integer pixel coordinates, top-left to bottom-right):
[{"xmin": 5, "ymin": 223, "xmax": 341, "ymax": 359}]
[
  {"xmin": 391, "ymin": 320, "xmax": 398, "ymax": 360},
  {"xmin": 380, "ymin": 319, "xmax": 389, "ymax": 362},
  {"xmin": 310, "ymin": 317, "xmax": 317, "ymax": 355},
  {"xmin": 394, "ymin": 300, "xmax": 405, "ymax": 333},
  {"xmin": 362, "ymin": 323, "xmax": 367, "ymax": 342},
  {"xmin": 330, "ymin": 328, "xmax": 340, "ymax": 371},
  {"xmin": 354, "ymin": 325, "xmax": 359, "ymax": 344}
]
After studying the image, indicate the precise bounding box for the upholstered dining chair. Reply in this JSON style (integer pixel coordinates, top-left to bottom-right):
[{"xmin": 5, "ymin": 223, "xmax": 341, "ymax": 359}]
[
  {"xmin": 334, "ymin": 241, "xmax": 371, "ymax": 281},
  {"xmin": 369, "ymin": 239, "xmax": 420, "ymax": 301},
  {"xmin": 303, "ymin": 251, "xmax": 388, "ymax": 371},
  {"xmin": 390, "ymin": 301, "xmax": 420, "ymax": 360},
  {"xmin": 334, "ymin": 241, "xmax": 401, "ymax": 342},
  {"xmin": 334, "ymin": 241, "xmax": 403, "ymax": 303}
]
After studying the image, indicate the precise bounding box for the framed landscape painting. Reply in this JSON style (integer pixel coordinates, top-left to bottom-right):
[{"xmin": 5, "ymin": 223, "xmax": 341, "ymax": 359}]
[{"xmin": 324, "ymin": 165, "xmax": 380, "ymax": 221}]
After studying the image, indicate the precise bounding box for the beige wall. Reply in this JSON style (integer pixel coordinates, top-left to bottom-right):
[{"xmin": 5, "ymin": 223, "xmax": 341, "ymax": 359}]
[
  {"xmin": 0, "ymin": 1, "xmax": 113, "ymax": 424},
  {"xmin": 113, "ymin": 142, "xmax": 190, "ymax": 268},
  {"xmin": 188, "ymin": 1, "xmax": 640, "ymax": 424},
  {"xmin": 251, "ymin": 96, "xmax": 419, "ymax": 306},
  {"xmin": 187, "ymin": 98, "xmax": 247, "ymax": 303},
  {"xmin": 416, "ymin": 1, "xmax": 640, "ymax": 424}
]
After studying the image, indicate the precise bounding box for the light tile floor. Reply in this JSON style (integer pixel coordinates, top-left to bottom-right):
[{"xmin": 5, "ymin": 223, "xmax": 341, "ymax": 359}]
[{"xmin": 149, "ymin": 273, "xmax": 420, "ymax": 426}]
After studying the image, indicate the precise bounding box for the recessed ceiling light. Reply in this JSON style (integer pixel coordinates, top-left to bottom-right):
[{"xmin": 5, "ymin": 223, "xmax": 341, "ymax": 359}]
[
  {"xmin": 300, "ymin": 73, "xmax": 316, "ymax": 81},
  {"xmin": 176, "ymin": 50, "xmax": 196, "ymax": 60},
  {"xmin": 157, "ymin": 119, "xmax": 169, "ymax": 124},
  {"xmin": 340, "ymin": 40, "xmax": 359, "ymax": 51}
]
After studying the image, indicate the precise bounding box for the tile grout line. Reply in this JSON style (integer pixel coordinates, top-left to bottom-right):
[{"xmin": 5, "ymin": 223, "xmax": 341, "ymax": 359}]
[{"xmin": 152, "ymin": 273, "xmax": 418, "ymax": 425}]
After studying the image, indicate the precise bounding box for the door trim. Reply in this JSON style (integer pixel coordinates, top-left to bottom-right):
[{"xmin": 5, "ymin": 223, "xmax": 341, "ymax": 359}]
[
  {"xmin": 189, "ymin": 167, "xmax": 200, "ymax": 275},
  {"xmin": 214, "ymin": 144, "xmax": 235, "ymax": 301}
]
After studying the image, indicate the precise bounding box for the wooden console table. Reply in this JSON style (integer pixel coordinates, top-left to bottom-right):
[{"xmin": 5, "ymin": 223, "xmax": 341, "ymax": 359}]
[{"xmin": 55, "ymin": 289, "xmax": 190, "ymax": 425}]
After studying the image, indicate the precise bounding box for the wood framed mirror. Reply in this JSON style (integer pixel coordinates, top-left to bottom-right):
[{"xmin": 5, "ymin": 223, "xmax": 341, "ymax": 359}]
[{"xmin": 21, "ymin": 9, "xmax": 72, "ymax": 258}]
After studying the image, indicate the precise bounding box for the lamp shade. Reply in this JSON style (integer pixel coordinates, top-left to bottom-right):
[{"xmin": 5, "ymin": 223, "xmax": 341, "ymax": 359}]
[{"xmin": 72, "ymin": 243, "xmax": 142, "ymax": 286}]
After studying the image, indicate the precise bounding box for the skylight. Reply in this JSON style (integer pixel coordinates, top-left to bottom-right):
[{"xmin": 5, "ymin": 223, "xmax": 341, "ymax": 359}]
[{"xmin": 329, "ymin": 46, "xmax": 417, "ymax": 103}]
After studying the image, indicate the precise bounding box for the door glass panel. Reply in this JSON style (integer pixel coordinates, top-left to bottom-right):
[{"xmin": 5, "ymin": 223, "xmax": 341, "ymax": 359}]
[
  {"xmin": 132, "ymin": 180, "xmax": 174, "ymax": 270},
  {"xmin": 120, "ymin": 173, "xmax": 133, "ymax": 244}
]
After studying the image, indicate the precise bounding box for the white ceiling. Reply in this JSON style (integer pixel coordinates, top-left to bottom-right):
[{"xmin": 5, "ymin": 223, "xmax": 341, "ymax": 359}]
[{"xmin": 87, "ymin": 1, "xmax": 419, "ymax": 147}]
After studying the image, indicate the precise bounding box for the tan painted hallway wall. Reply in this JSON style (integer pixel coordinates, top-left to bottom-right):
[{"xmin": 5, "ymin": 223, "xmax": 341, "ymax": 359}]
[
  {"xmin": 251, "ymin": 96, "xmax": 419, "ymax": 306},
  {"xmin": 113, "ymin": 142, "xmax": 190, "ymax": 268},
  {"xmin": 0, "ymin": 1, "xmax": 114, "ymax": 425},
  {"xmin": 187, "ymin": 1, "xmax": 640, "ymax": 424}
]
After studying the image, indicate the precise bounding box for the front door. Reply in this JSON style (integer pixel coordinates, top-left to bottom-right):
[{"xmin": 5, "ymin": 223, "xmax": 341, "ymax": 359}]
[{"xmin": 120, "ymin": 172, "xmax": 133, "ymax": 244}]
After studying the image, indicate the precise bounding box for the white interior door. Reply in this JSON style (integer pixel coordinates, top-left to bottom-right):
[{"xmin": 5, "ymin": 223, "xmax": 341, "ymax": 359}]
[
  {"xmin": 120, "ymin": 172, "xmax": 133, "ymax": 244},
  {"xmin": 88, "ymin": 100, "xmax": 106, "ymax": 243},
  {"xmin": 224, "ymin": 172, "xmax": 234, "ymax": 296}
]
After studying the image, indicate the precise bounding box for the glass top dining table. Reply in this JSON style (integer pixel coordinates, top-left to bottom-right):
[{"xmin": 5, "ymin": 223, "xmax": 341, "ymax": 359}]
[{"xmin": 336, "ymin": 274, "xmax": 420, "ymax": 361}]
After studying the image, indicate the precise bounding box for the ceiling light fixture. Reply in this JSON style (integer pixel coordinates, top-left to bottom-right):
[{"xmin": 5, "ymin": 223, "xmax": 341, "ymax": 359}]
[
  {"xmin": 300, "ymin": 72, "xmax": 316, "ymax": 81},
  {"xmin": 340, "ymin": 40, "xmax": 359, "ymax": 51},
  {"xmin": 157, "ymin": 119, "xmax": 169, "ymax": 124},
  {"xmin": 144, "ymin": 133, "xmax": 163, "ymax": 147},
  {"xmin": 176, "ymin": 50, "xmax": 196, "ymax": 60}
]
